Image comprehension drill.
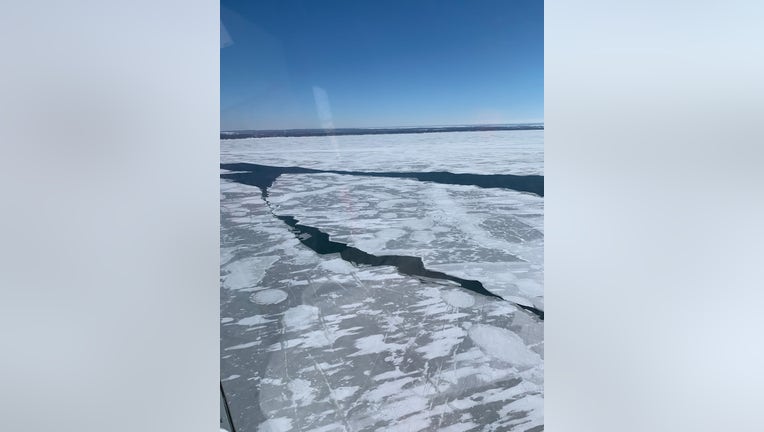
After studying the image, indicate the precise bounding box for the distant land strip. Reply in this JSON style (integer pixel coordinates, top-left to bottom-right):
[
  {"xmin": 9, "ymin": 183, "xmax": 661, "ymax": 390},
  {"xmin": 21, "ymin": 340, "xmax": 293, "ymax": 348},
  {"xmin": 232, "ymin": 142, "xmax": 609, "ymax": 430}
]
[{"xmin": 220, "ymin": 124, "xmax": 543, "ymax": 139}]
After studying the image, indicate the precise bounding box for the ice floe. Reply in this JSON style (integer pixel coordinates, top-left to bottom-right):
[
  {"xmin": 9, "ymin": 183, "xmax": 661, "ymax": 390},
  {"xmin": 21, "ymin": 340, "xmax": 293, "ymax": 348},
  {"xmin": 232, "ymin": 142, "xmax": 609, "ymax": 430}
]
[
  {"xmin": 442, "ymin": 290, "xmax": 476, "ymax": 308},
  {"xmin": 469, "ymin": 324, "xmax": 540, "ymax": 367},
  {"xmin": 249, "ymin": 289, "xmax": 288, "ymax": 305},
  {"xmin": 222, "ymin": 255, "xmax": 279, "ymax": 290}
]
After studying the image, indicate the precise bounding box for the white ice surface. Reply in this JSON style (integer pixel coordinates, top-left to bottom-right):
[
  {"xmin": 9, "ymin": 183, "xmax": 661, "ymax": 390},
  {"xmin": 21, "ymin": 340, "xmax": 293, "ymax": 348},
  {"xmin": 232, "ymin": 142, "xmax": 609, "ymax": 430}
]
[{"xmin": 221, "ymin": 130, "xmax": 543, "ymax": 175}]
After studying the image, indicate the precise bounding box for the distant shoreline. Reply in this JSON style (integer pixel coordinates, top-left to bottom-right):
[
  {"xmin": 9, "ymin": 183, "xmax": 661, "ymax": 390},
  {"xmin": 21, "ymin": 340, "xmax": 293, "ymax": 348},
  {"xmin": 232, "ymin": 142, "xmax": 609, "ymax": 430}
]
[{"xmin": 220, "ymin": 124, "xmax": 543, "ymax": 140}]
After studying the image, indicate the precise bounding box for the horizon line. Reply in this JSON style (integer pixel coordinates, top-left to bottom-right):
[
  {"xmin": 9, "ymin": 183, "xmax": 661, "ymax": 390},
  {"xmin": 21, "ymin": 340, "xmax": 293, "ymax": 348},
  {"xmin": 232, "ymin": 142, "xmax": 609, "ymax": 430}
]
[
  {"xmin": 220, "ymin": 123, "xmax": 544, "ymax": 139},
  {"xmin": 221, "ymin": 121, "xmax": 544, "ymax": 133}
]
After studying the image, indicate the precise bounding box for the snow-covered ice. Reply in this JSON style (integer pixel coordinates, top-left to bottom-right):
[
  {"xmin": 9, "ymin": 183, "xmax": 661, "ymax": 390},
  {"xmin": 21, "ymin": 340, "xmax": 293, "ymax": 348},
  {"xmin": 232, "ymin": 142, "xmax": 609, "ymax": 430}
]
[{"xmin": 220, "ymin": 130, "xmax": 543, "ymax": 176}]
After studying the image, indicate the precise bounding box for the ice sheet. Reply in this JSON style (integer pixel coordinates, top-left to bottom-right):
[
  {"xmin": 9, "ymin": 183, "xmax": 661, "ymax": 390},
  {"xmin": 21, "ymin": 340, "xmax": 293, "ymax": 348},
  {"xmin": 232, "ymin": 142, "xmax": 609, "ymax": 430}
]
[
  {"xmin": 221, "ymin": 130, "xmax": 543, "ymax": 176},
  {"xmin": 220, "ymin": 130, "xmax": 544, "ymax": 431}
]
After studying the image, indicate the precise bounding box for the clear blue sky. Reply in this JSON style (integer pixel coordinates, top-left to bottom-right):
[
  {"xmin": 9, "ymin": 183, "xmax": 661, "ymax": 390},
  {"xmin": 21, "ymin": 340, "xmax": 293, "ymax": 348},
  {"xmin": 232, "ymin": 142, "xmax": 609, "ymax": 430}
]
[{"xmin": 221, "ymin": 0, "xmax": 543, "ymax": 130}]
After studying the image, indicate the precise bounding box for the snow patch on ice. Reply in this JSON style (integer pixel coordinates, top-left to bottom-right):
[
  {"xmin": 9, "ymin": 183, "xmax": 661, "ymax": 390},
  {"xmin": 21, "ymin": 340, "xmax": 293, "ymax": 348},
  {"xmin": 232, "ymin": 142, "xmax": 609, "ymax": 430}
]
[
  {"xmin": 331, "ymin": 386, "xmax": 359, "ymax": 401},
  {"xmin": 372, "ymin": 368, "xmax": 412, "ymax": 382},
  {"xmin": 350, "ymin": 334, "xmax": 405, "ymax": 356},
  {"xmin": 416, "ymin": 326, "xmax": 468, "ymax": 360},
  {"xmin": 319, "ymin": 258, "xmax": 356, "ymax": 274},
  {"xmin": 222, "ymin": 255, "xmax": 279, "ymax": 290},
  {"xmin": 353, "ymin": 227, "xmax": 406, "ymax": 252},
  {"xmin": 442, "ymin": 290, "xmax": 475, "ymax": 308},
  {"xmin": 288, "ymin": 378, "xmax": 316, "ymax": 407},
  {"xmin": 363, "ymin": 377, "xmax": 416, "ymax": 402},
  {"xmin": 515, "ymin": 278, "xmax": 543, "ymax": 298},
  {"xmin": 283, "ymin": 305, "xmax": 319, "ymax": 330},
  {"xmin": 440, "ymin": 422, "xmax": 479, "ymax": 432},
  {"xmin": 469, "ymin": 324, "xmax": 540, "ymax": 367},
  {"xmin": 237, "ymin": 314, "xmax": 274, "ymax": 326},
  {"xmin": 257, "ymin": 417, "xmax": 293, "ymax": 432},
  {"xmin": 250, "ymin": 289, "xmax": 288, "ymax": 305},
  {"xmin": 225, "ymin": 340, "xmax": 260, "ymax": 351}
]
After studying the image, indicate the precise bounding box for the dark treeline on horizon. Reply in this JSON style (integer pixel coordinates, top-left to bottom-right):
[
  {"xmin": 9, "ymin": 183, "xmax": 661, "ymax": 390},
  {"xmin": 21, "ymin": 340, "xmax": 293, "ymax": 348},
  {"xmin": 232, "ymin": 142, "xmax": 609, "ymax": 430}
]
[{"xmin": 221, "ymin": 124, "xmax": 543, "ymax": 139}]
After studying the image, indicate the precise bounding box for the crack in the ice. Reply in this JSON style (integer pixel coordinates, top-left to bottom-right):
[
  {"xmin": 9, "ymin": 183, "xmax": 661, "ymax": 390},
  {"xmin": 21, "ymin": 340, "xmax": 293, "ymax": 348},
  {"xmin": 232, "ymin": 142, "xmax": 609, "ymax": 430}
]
[
  {"xmin": 220, "ymin": 162, "xmax": 543, "ymax": 197},
  {"xmin": 278, "ymin": 214, "xmax": 504, "ymax": 298},
  {"xmin": 278, "ymin": 214, "xmax": 544, "ymax": 320},
  {"xmin": 308, "ymin": 353, "xmax": 352, "ymax": 432},
  {"xmin": 221, "ymin": 167, "xmax": 544, "ymax": 320}
]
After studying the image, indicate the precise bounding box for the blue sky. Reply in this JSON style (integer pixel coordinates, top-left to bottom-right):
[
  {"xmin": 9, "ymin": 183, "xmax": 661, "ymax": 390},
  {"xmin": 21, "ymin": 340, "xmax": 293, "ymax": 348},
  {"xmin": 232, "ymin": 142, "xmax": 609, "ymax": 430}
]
[{"xmin": 221, "ymin": 0, "xmax": 543, "ymax": 130}]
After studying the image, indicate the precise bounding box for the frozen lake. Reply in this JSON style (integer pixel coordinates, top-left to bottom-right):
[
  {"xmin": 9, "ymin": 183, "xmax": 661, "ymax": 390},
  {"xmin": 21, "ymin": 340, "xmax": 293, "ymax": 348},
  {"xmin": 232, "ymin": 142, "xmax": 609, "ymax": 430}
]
[{"xmin": 221, "ymin": 130, "xmax": 544, "ymax": 432}]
